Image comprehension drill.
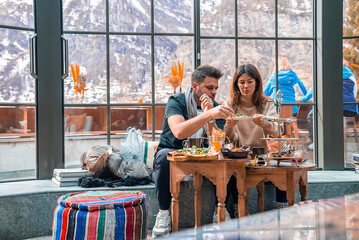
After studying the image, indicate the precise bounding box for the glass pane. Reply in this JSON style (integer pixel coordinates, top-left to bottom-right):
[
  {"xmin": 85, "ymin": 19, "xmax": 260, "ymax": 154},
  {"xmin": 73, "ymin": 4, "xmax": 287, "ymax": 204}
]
[
  {"xmin": 64, "ymin": 34, "xmax": 107, "ymax": 104},
  {"xmin": 110, "ymin": 106, "xmax": 163, "ymax": 144},
  {"xmin": 200, "ymin": 39, "xmax": 235, "ymax": 103},
  {"xmin": 64, "ymin": 106, "xmax": 107, "ymax": 168},
  {"xmin": 237, "ymin": 0, "xmax": 275, "ymax": 37},
  {"xmin": 200, "ymin": 0, "xmax": 235, "ymax": 36},
  {"xmin": 63, "ymin": 0, "xmax": 106, "ymax": 32},
  {"xmin": 154, "ymin": 0, "xmax": 193, "ymax": 33},
  {"xmin": 278, "ymin": 0, "xmax": 313, "ymax": 38},
  {"xmin": 146, "ymin": 106, "xmax": 165, "ymax": 140},
  {"xmin": 343, "ymin": 39, "xmax": 359, "ymax": 79},
  {"xmin": 275, "ymin": 40, "xmax": 313, "ymax": 108},
  {"xmin": 0, "ymin": 0, "xmax": 34, "ymax": 28},
  {"xmin": 110, "ymin": 106, "xmax": 147, "ymax": 133},
  {"xmin": 109, "ymin": 0, "xmax": 151, "ymax": 32},
  {"xmin": 343, "ymin": 0, "xmax": 359, "ymax": 37},
  {"xmin": 238, "ymin": 40, "xmax": 275, "ymax": 85},
  {"xmin": 0, "ymin": 106, "xmax": 36, "ymax": 181},
  {"xmin": 0, "ymin": 29, "xmax": 35, "ymax": 104},
  {"xmin": 154, "ymin": 36, "xmax": 194, "ymax": 103},
  {"xmin": 344, "ymin": 115, "xmax": 359, "ymax": 168},
  {"xmin": 110, "ymin": 35, "xmax": 152, "ymax": 103}
]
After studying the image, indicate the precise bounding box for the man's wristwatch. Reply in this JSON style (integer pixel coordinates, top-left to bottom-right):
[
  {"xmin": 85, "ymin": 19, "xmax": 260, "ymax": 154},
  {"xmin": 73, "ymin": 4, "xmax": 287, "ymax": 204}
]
[{"xmin": 208, "ymin": 119, "xmax": 215, "ymax": 124}]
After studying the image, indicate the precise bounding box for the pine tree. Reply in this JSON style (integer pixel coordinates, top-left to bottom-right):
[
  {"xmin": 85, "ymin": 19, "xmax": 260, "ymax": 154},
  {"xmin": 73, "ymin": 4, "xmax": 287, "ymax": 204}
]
[{"xmin": 343, "ymin": 0, "xmax": 359, "ymax": 77}]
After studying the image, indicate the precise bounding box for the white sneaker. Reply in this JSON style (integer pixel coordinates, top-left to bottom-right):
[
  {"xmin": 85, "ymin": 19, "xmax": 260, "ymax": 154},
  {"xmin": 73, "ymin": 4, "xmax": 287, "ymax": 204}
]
[
  {"xmin": 273, "ymin": 201, "xmax": 289, "ymax": 209},
  {"xmin": 212, "ymin": 207, "xmax": 231, "ymax": 223},
  {"xmin": 152, "ymin": 209, "xmax": 171, "ymax": 238}
]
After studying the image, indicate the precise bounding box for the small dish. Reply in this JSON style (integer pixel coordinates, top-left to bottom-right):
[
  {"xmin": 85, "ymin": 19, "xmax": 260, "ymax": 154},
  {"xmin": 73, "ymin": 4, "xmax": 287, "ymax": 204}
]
[
  {"xmin": 221, "ymin": 147, "xmax": 251, "ymax": 158},
  {"xmin": 231, "ymin": 114, "xmax": 248, "ymax": 120}
]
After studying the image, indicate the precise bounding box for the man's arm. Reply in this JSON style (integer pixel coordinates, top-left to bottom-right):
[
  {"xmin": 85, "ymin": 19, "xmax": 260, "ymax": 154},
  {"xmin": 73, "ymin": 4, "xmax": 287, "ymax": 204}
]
[{"xmin": 168, "ymin": 105, "xmax": 234, "ymax": 140}]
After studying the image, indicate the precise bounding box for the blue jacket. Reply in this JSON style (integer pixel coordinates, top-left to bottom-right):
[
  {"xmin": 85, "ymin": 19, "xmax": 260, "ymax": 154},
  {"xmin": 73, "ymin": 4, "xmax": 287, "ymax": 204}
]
[
  {"xmin": 343, "ymin": 66, "xmax": 358, "ymax": 115},
  {"xmin": 264, "ymin": 70, "xmax": 307, "ymax": 115},
  {"xmin": 300, "ymin": 87, "xmax": 313, "ymax": 103}
]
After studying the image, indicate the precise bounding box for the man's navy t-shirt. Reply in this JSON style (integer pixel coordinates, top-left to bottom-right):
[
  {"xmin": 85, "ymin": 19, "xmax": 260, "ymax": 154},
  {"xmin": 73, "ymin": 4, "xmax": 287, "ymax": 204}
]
[{"xmin": 157, "ymin": 92, "xmax": 225, "ymax": 151}]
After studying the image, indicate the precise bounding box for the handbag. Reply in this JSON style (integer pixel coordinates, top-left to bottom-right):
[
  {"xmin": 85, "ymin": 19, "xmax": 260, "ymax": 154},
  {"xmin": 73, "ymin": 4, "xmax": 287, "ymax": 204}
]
[{"xmin": 120, "ymin": 127, "xmax": 145, "ymax": 163}]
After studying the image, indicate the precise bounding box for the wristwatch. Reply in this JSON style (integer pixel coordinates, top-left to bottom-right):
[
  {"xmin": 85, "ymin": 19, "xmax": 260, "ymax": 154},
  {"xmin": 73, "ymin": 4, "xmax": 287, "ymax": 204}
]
[{"xmin": 208, "ymin": 119, "xmax": 215, "ymax": 124}]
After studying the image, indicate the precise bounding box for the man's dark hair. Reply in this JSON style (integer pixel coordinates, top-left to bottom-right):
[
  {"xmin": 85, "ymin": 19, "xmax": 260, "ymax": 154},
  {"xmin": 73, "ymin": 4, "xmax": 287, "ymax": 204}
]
[{"xmin": 191, "ymin": 65, "xmax": 223, "ymax": 84}]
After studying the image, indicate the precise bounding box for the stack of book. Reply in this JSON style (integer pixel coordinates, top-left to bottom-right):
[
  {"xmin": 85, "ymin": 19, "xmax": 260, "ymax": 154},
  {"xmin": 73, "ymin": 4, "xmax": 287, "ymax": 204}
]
[{"xmin": 52, "ymin": 168, "xmax": 90, "ymax": 187}]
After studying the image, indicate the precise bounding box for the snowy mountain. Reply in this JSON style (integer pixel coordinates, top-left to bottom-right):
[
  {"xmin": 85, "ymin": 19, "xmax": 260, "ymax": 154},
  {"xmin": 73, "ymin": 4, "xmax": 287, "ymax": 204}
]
[{"xmin": 0, "ymin": 0, "xmax": 314, "ymax": 104}]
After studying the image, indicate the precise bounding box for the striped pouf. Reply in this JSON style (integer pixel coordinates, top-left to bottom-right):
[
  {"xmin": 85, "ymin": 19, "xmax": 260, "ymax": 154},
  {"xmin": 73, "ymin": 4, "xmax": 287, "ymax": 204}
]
[{"xmin": 52, "ymin": 190, "xmax": 148, "ymax": 240}]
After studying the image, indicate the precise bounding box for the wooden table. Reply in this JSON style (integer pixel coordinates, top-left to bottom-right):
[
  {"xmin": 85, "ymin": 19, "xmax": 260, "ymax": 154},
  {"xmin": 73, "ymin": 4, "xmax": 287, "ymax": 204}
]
[
  {"xmin": 168, "ymin": 156, "xmax": 247, "ymax": 232},
  {"xmin": 245, "ymin": 162, "xmax": 316, "ymax": 214}
]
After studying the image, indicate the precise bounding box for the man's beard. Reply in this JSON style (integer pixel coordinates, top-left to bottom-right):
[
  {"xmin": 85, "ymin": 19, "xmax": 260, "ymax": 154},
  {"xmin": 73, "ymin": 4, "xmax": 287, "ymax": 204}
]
[{"xmin": 194, "ymin": 88, "xmax": 203, "ymax": 105}]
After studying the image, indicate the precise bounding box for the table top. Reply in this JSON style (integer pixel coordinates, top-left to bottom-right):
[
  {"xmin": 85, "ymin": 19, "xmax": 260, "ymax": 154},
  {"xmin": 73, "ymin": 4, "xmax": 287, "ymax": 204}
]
[
  {"xmin": 166, "ymin": 191, "xmax": 359, "ymax": 239},
  {"xmin": 168, "ymin": 155, "xmax": 249, "ymax": 163},
  {"xmin": 246, "ymin": 161, "xmax": 316, "ymax": 172}
]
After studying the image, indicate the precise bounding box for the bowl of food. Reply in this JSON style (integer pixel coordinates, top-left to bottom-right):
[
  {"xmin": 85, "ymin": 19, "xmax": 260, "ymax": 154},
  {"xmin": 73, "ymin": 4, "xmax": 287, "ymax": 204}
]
[{"xmin": 221, "ymin": 146, "xmax": 251, "ymax": 158}]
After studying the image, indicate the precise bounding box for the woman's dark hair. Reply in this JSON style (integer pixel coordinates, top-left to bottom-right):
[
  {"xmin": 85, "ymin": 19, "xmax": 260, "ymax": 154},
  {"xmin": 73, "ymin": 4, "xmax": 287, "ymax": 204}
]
[
  {"xmin": 191, "ymin": 64, "xmax": 223, "ymax": 84},
  {"xmin": 230, "ymin": 64, "xmax": 268, "ymax": 113}
]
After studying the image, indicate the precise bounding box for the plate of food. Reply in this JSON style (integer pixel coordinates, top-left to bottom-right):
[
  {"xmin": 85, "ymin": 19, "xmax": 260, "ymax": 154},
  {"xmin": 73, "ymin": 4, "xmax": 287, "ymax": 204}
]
[
  {"xmin": 221, "ymin": 146, "xmax": 251, "ymax": 158},
  {"xmin": 231, "ymin": 113, "xmax": 248, "ymax": 120},
  {"xmin": 167, "ymin": 146, "xmax": 219, "ymax": 161}
]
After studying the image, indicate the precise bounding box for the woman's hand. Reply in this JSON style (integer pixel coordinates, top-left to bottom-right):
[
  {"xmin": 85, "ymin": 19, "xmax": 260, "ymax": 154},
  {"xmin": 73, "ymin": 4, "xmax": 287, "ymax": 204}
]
[
  {"xmin": 252, "ymin": 114, "xmax": 264, "ymax": 126},
  {"xmin": 225, "ymin": 117, "xmax": 238, "ymax": 128}
]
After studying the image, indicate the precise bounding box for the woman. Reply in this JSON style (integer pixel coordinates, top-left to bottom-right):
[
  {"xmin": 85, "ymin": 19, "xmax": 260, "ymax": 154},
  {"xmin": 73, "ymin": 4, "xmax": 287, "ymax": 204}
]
[
  {"xmin": 224, "ymin": 64, "xmax": 279, "ymax": 150},
  {"xmin": 264, "ymin": 57, "xmax": 307, "ymax": 115},
  {"xmin": 223, "ymin": 64, "xmax": 289, "ymax": 211}
]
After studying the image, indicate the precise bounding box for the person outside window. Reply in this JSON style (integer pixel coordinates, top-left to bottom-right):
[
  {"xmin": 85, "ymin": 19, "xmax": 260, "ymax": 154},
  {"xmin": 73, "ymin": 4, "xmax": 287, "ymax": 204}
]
[
  {"xmin": 343, "ymin": 60, "xmax": 358, "ymax": 117},
  {"xmin": 152, "ymin": 65, "xmax": 234, "ymax": 238},
  {"xmin": 301, "ymin": 60, "xmax": 358, "ymax": 152},
  {"xmin": 223, "ymin": 64, "xmax": 289, "ymax": 210},
  {"xmin": 299, "ymin": 87, "xmax": 313, "ymax": 151},
  {"xmin": 264, "ymin": 57, "xmax": 307, "ymax": 116}
]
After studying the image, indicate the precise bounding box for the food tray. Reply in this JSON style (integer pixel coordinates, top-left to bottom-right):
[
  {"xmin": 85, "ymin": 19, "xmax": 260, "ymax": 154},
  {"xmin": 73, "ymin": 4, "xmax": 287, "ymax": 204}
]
[
  {"xmin": 231, "ymin": 116, "xmax": 250, "ymax": 120},
  {"xmin": 263, "ymin": 157, "xmax": 305, "ymax": 167},
  {"xmin": 166, "ymin": 152, "xmax": 219, "ymax": 161},
  {"xmin": 261, "ymin": 137, "xmax": 299, "ymax": 141},
  {"xmin": 263, "ymin": 117, "xmax": 297, "ymax": 123},
  {"xmin": 221, "ymin": 148, "xmax": 250, "ymax": 158},
  {"xmin": 265, "ymin": 156, "xmax": 301, "ymax": 160}
]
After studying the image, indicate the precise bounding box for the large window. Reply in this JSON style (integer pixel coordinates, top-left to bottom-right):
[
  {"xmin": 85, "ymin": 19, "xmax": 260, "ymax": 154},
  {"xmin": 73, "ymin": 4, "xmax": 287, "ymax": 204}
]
[
  {"xmin": 200, "ymin": 0, "xmax": 315, "ymax": 163},
  {"xmin": 343, "ymin": 0, "xmax": 359, "ymax": 168},
  {"xmin": 0, "ymin": 0, "xmax": 36, "ymax": 181},
  {"xmin": 62, "ymin": 0, "xmax": 195, "ymax": 166},
  {"xmin": 5, "ymin": 0, "xmax": 344, "ymax": 181}
]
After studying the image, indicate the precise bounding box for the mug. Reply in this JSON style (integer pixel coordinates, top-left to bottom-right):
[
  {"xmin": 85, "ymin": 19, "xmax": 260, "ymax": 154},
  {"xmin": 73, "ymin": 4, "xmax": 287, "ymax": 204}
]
[{"xmin": 182, "ymin": 137, "xmax": 209, "ymax": 148}]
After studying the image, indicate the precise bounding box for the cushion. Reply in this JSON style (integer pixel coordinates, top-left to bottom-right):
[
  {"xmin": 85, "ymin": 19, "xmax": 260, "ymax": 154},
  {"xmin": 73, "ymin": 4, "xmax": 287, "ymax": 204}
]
[
  {"xmin": 143, "ymin": 141, "xmax": 158, "ymax": 168},
  {"xmin": 66, "ymin": 113, "xmax": 87, "ymax": 132},
  {"xmin": 52, "ymin": 190, "xmax": 148, "ymax": 240}
]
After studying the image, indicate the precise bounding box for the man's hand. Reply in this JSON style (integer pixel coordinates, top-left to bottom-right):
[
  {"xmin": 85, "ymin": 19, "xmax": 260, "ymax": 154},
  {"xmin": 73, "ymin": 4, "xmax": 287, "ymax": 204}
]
[
  {"xmin": 209, "ymin": 105, "xmax": 235, "ymax": 119},
  {"xmin": 252, "ymin": 114, "xmax": 264, "ymax": 126},
  {"xmin": 200, "ymin": 94, "xmax": 213, "ymax": 111}
]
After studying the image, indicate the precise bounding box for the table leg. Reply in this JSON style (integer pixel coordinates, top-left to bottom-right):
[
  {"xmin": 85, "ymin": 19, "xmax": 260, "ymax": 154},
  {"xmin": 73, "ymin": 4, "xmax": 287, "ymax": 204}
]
[
  {"xmin": 245, "ymin": 189, "xmax": 249, "ymax": 216},
  {"xmin": 286, "ymin": 172, "xmax": 296, "ymax": 206},
  {"xmin": 216, "ymin": 165, "xmax": 227, "ymax": 223},
  {"xmin": 171, "ymin": 182, "xmax": 180, "ymax": 232},
  {"xmin": 299, "ymin": 173, "xmax": 308, "ymax": 202},
  {"xmin": 193, "ymin": 174, "xmax": 203, "ymax": 228},
  {"xmin": 257, "ymin": 181, "xmax": 265, "ymax": 212},
  {"xmin": 236, "ymin": 174, "xmax": 246, "ymax": 217},
  {"xmin": 170, "ymin": 163, "xmax": 181, "ymax": 233}
]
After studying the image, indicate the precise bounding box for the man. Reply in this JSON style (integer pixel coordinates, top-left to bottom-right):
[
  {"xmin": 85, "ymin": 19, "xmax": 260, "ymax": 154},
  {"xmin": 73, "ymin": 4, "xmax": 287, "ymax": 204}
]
[{"xmin": 152, "ymin": 65, "xmax": 234, "ymax": 238}]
